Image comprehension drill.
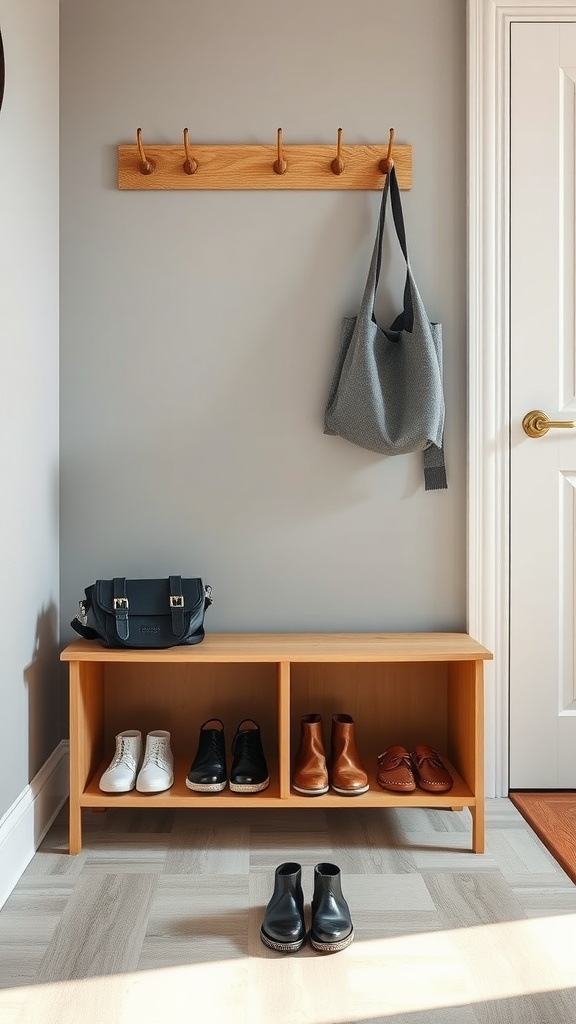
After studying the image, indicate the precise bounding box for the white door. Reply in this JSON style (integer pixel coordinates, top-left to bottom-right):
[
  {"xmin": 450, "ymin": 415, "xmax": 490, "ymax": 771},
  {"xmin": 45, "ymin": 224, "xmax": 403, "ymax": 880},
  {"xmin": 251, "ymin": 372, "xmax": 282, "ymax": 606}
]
[{"xmin": 510, "ymin": 22, "xmax": 576, "ymax": 787}]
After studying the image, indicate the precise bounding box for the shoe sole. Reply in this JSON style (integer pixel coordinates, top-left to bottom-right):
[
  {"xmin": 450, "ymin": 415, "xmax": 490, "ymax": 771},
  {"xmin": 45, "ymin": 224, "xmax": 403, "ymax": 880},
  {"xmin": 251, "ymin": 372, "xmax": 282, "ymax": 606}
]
[
  {"xmin": 308, "ymin": 928, "xmax": 354, "ymax": 953},
  {"xmin": 229, "ymin": 778, "xmax": 270, "ymax": 793},
  {"xmin": 376, "ymin": 781, "xmax": 416, "ymax": 792},
  {"xmin": 185, "ymin": 779, "xmax": 227, "ymax": 793},
  {"xmin": 260, "ymin": 927, "xmax": 306, "ymax": 954},
  {"xmin": 292, "ymin": 784, "xmax": 329, "ymax": 796},
  {"xmin": 413, "ymin": 780, "xmax": 453, "ymax": 792},
  {"xmin": 330, "ymin": 784, "xmax": 369, "ymax": 796},
  {"xmin": 135, "ymin": 776, "xmax": 174, "ymax": 793},
  {"xmin": 98, "ymin": 783, "xmax": 136, "ymax": 793}
]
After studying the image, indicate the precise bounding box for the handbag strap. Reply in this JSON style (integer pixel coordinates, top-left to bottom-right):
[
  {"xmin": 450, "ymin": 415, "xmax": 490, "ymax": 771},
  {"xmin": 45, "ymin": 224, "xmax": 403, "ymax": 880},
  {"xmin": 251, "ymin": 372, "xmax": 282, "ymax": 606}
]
[
  {"xmin": 360, "ymin": 165, "xmax": 413, "ymax": 332},
  {"xmin": 115, "ymin": 576, "xmax": 188, "ymax": 638},
  {"xmin": 70, "ymin": 598, "xmax": 99, "ymax": 640},
  {"xmin": 113, "ymin": 577, "xmax": 130, "ymax": 641},
  {"xmin": 169, "ymin": 574, "xmax": 185, "ymax": 635}
]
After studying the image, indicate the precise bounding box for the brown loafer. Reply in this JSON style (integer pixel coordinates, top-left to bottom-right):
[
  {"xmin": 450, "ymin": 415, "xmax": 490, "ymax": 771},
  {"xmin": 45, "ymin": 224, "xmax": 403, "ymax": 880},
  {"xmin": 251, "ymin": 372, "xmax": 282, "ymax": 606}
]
[
  {"xmin": 410, "ymin": 745, "xmax": 453, "ymax": 793},
  {"xmin": 376, "ymin": 746, "xmax": 415, "ymax": 792}
]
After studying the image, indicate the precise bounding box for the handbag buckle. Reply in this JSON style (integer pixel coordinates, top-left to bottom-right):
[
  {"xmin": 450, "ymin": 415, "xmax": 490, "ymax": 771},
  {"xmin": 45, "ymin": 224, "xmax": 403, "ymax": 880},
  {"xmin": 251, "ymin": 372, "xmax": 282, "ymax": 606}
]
[
  {"xmin": 113, "ymin": 597, "xmax": 129, "ymax": 610},
  {"xmin": 169, "ymin": 595, "xmax": 184, "ymax": 609}
]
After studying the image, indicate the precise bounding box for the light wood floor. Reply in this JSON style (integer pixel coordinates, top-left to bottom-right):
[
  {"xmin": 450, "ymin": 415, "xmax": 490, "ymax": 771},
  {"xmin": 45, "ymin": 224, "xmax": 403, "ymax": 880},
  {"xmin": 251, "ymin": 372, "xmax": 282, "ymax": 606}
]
[{"xmin": 0, "ymin": 800, "xmax": 575, "ymax": 1024}]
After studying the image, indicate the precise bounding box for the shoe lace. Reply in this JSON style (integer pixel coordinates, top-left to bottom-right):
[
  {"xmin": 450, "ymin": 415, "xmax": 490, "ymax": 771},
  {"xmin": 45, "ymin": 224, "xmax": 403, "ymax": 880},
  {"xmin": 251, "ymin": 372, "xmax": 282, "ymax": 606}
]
[
  {"xmin": 377, "ymin": 750, "xmax": 412, "ymax": 770},
  {"xmin": 110, "ymin": 738, "xmax": 137, "ymax": 770},
  {"xmin": 195, "ymin": 730, "xmax": 223, "ymax": 767},
  {"xmin": 232, "ymin": 730, "xmax": 258, "ymax": 765},
  {"xmin": 411, "ymin": 750, "xmax": 445, "ymax": 771},
  {"xmin": 210, "ymin": 731, "xmax": 222, "ymax": 755},
  {"xmin": 233, "ymin": 731, "xmax": 250, "ymax": 754},
  {"xmin": 144, "ymin": 737, "xmax": 170, "ymax": 768}
]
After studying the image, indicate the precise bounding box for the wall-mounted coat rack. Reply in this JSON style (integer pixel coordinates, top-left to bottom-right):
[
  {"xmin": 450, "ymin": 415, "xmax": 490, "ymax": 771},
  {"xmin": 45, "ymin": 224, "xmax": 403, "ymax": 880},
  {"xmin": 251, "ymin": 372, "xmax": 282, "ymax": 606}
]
[{"xmin": 117, "ymin": 127, "xmax": 412, "ymax": 191}]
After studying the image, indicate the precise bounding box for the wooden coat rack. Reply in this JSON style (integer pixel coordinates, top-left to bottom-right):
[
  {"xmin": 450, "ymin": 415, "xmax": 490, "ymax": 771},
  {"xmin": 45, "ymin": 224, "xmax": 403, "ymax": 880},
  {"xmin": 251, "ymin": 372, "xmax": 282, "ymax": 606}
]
[{"xmin": 118, "ymin": 127, "xmax": 412, "ymax": 191}]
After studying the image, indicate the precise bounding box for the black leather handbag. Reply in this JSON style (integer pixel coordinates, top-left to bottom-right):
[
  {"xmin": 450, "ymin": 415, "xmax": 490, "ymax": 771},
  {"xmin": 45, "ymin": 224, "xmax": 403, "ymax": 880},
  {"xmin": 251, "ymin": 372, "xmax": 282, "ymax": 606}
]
[{"xmin": 70, "ymin": 576, "xmax": 213, "ymax": 649}]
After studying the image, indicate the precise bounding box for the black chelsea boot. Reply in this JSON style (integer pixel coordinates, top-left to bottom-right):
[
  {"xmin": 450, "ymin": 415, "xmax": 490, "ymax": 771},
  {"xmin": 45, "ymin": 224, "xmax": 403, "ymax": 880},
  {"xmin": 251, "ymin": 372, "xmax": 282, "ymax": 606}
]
[
  {"xmin": 309, "ymin": 862, "xmax": 354, "ymax": 952},
  {"xmin": 260, "ymin": 862, "xmax": 306, "ymax": 953}
]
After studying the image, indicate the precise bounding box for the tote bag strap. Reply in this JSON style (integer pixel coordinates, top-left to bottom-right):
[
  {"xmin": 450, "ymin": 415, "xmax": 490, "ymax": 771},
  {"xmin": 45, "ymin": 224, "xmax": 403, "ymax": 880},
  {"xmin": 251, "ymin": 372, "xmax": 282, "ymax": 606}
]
[
  {"xmin": 358, "ymin": 167, "xmax": 448, "ymax": 491},
  {"xmin": 359, "ymin": 165, "xmax": 413, "ymax": 332}
]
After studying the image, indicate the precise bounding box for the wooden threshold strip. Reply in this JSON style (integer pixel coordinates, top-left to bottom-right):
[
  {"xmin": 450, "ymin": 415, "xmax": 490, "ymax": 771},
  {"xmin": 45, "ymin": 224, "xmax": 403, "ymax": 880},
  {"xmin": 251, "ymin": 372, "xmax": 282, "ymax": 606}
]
[{"xmin": 509, "ymin": 791, "xmax": 576, "ymax": 885}]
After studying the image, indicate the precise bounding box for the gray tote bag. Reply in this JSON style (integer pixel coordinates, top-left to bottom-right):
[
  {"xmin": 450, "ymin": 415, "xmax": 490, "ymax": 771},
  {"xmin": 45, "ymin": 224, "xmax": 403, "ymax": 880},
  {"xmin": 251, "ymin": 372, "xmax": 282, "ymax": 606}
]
[{"xmin": 324, "ymin": 166, "xmax": 447, "ymax": 490}]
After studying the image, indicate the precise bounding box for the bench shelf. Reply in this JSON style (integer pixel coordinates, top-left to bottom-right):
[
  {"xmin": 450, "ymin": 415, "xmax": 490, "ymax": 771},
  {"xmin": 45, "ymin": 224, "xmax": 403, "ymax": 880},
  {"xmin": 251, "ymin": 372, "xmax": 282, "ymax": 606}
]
[{"xmin": 61, "ymin": 632, "xmax": 491, "ymax": 854}]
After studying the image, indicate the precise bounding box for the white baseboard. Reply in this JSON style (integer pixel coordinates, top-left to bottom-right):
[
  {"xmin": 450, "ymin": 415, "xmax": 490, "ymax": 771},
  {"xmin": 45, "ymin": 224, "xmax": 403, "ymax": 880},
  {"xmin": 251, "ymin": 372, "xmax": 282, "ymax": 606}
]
[{"xmin": 0, "ymin": 740, "xmax": 69, "ymax": 910}]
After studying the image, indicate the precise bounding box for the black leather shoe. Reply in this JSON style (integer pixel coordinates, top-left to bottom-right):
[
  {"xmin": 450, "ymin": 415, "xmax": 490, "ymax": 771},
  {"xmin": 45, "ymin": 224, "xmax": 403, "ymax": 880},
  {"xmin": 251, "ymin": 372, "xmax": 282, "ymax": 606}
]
[
  {"xmin": 230, "ymin": 719, "xmax": 269, "ymax": 793},
  {"xmin": 260, "ymin": 862, "xmax": 306, "ymax": 953},
  {"xmin": 186, "ymin": 719, "xmax": 227, "ymax": 792},
  {"xmin": 309, "ymin": 862, "xmax": 354, "ymax": 953}
]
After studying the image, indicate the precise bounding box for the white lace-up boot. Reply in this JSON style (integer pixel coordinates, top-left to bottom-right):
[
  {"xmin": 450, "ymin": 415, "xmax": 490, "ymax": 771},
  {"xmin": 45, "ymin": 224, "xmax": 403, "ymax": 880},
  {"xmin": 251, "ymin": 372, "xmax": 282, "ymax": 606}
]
[
  {"xmin": 136, "ymin": 730, "xmax": 174, "ymax": 793},
  {"xmin": 99, "ymin": 730, "xmax": 142, "ymax": 792}
]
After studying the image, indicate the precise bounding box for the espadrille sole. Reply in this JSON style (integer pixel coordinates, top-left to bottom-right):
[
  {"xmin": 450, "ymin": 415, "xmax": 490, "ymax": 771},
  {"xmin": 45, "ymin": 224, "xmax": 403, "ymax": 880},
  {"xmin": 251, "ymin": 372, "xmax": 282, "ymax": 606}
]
[
  {"xmin": 185, "ymin": 779, "xmax": 227, "ymax": 792},
  {"xmin": 260, "ymin": 927, "xmax": 306, "ymax": 953},
  {"xmin": 229, "ymin": 778, "xmax": 270, "ymax": 793},
  {"xmin": 308, "ymin": 928, "xmax": 354, "ymax": 953}
]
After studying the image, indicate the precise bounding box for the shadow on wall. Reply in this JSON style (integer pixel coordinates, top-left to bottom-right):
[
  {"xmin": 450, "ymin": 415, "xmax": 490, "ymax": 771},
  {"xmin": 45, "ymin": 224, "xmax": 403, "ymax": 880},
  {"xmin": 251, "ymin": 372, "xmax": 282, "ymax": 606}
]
[{"xmin": 24, "ymin": 603, "xmax": 60, "ymax": 779}]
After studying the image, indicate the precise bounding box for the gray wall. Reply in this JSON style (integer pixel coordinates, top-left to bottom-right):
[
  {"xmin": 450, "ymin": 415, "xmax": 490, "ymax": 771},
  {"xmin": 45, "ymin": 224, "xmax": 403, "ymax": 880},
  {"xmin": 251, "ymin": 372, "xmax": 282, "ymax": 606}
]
[
  {"xmin": 60, "ymin": 0, "xmax": 466, "ymax": 642},
  {"xmin": 0, "ymin": 0, "xmax": 60, "ymax": 818}
]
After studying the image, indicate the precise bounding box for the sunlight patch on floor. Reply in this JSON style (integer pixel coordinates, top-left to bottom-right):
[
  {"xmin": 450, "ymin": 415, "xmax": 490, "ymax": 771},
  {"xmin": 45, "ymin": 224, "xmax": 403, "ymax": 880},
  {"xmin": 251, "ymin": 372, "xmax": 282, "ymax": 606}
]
[{"xmin": 2, "ymin": 915, "xmax": 576, "ymax": 1024}]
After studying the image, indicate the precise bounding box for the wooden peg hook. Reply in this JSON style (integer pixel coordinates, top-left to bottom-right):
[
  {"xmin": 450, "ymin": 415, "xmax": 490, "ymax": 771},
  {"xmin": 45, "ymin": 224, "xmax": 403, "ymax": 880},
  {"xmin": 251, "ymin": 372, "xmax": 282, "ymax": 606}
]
[
  {"xmin": 331, "ymin": 128, "xmax": 345, "ymax": 175},
  {"xmin": 379, "ymin": 128, "xmax": 395, "ymax": 175},
  {"xmin": 136, "ymin": 128, "xmax": 156, "ymax": 175},
  {"xmin": 183, "ymin": 128, "xmax": 198, "ymax": 175},
  {"xmin": 273, "ymin": 128, "xmax": 287, "ymax": 175}
]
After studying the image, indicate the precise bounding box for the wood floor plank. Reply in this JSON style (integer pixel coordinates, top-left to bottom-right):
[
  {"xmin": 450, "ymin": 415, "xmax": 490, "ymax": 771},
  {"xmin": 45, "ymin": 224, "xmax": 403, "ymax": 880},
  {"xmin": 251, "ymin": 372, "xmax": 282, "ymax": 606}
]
[
  {"xmin": 139, "ymin": 874, "xmax": 249, "ymax": 968},
  {"xmin": 384, "ymin": 805, "xmax": 472, "ymax": 834},
  {"xmin": 469, "ymin": 991, "xmax": 576, "ymax": 1024},
  {"xmin": 512, "ymin": 884, "xmax": 576, "ymax": 916},
  {"xmin": 9, "ymin": 976, "xmax": 138, "ymax": 1024},
  {"xmin": 0, "ymin": 946, "xmax": 53, "ymax": 987},
  {"xmin": 0, "ymin": 989, "xmax": 27, "ymax": 1024},
  {"xmin": 332, "ymin": 872, "xmax": 442, "ymax": 942},
  {"xmin": 501, "ymin": 871, "xmax": 576, "ymax": 889},
  {"xmin": 165, "ymin": 825, "xmax": 250, "ymax": 874},
  {"xmin": 248, "ymin": 835, "xmax": 333, "ymax": 872},
  {"xmin": 327, "ymin": 807, "xmax": 418, "ymax": 873},
  {"xmin": 98, "ymin": 807, "xmax": 177, "ymax": 834},
  {"xmin": 0, "ymin": 880, "xmax": 73, "ymax": 950},
  {"xmin": 487, "ymin": 830, "xmax": 565, "ymax": 880},
  {"xmin": 35, "ymin": 873, "xmax": 157, "ymax": 981},
  {"xmin": 407, "ymin": 832, "xmax": 500, "ymax": 872},
  {"xmin": 485, "ymin": 799, "xmax": 530, "ymax": 830},
  {"xmin": 21, "ymin": 850, "xmax": 86, "ymax": 877},
  {"xmin": 424, "ymin": 871, "xmax": 527, "ymax": 927},
  {"xmin": 248, "ymin": 814, "xmax": 333, "ymax": 871},
  {"xmin": 80, "ymin": 835, "xmax": 168, "ymax": 874},
  {"xmin": 350, "ymin": 1007, "xmax": 480, "ymax": 1024}
]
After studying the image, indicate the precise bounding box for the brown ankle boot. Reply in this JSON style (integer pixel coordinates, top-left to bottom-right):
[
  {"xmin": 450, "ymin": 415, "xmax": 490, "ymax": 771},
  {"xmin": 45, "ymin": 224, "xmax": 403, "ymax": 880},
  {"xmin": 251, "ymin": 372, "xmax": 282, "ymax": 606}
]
[
  {"xmin": 292, "ymin": 714, "xmax": 329, "ymax": 796},
  {"xmin": 330, "ymin": 714, "xmax": 369, "ymax": 795}
]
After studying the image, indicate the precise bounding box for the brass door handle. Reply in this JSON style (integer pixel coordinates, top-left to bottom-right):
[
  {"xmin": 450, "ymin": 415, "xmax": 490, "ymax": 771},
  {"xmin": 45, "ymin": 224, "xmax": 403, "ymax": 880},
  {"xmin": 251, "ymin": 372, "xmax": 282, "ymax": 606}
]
[{"xmin": 522, "ymin": 410, "xmax": 576, "ymax": 438}]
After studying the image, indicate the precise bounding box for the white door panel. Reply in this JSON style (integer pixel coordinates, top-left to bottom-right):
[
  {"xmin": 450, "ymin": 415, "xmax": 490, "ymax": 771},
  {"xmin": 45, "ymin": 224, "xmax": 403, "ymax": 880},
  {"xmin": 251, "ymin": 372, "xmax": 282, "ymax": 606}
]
[{"xmin": 510, "ymin": 22, "xmax": 576, "ymax": 787}]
